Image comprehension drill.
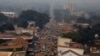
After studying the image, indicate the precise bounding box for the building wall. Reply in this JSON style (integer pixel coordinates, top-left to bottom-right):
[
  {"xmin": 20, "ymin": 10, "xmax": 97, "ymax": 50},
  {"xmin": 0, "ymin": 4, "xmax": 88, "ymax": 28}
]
[
  {"xmin": 58, "ymin": 37, "xmax": 72, "ymax": 46},
  {"xmin": 63, "ymin": 52, "xmax": 78, "ymax": 56},
  {"xmin": 63, "ymin": 3, "xmax": 74, "ymax": 12},
  {"xmin": 58, "ymin": 47, "xmax": 84, "ymax": 55},
  {"xmin": 1, "ymin": 12, "xmax": 16, "ymax": 18}
]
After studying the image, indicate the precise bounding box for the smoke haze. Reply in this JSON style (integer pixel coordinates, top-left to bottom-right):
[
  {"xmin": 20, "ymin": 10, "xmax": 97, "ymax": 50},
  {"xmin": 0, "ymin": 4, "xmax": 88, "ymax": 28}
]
[{"xmin": 0, "ymin": 0, "xmax": 100, "ymax": 13}]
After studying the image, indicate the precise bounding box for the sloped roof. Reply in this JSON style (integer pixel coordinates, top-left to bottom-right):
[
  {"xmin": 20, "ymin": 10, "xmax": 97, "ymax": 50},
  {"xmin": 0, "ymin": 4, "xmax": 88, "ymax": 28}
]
[
  {"xmin": 62, "ymin": 50, "xmax": 81, "ymax": 56},
  {"xmin": 0, "ymin": 45, "xmax": 22, "ymax": 49},
  {"xmin": 8, "ymin": 36, "xmax": 28, "ymax": 45},
  {"xmin": 0, "ymin": 36, "xmax": 28, "ymax": 49}
]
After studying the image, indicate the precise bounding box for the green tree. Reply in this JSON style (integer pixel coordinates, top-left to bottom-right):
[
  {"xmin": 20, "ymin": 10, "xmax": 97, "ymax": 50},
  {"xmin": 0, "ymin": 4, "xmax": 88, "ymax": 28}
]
[
  {"xmin": 0, "ymin": 13, "xmax": 8, "ymax": 24},
  {"xmin": 0, "ymin": 26, "xmax": 4, "ymax": 33},
  {"xmin": 17, "ymin": 10, "xmax": 50, "ymax": 28},
  {"xmin": 92, "ymin": 23, "xmax": 100, "ymax": 39},
  {"xmin": 62, "ymin": 31, "xmax": 80, "ymax": 42},
  {"xmin": 76, "ymin": 17, "xmax": 92, "ymax": 24},
  {"xmin": 62, "ymin": 27, "xmax": 95, "ymax": 45},
  {"xmin": 77, "ymin": 27, "xmax": 95, "ymax": 45},
  {"xmin": 90, "ymin": 15, "xmax": 100, "ymax": 24},
  {"xmin": 1, "ymin": 22, "xmax": 15, "ymax": 30}
]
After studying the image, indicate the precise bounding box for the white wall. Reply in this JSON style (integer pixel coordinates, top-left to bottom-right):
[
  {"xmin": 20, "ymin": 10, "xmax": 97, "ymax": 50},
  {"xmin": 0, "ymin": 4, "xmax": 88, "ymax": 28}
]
[
  {"xmin": 63, "ymin": 52, "xmax": 78, "ymax": 56},
  {"xmin": 58, "ymin": 47, "xmax": 84, "ymax": 55}
]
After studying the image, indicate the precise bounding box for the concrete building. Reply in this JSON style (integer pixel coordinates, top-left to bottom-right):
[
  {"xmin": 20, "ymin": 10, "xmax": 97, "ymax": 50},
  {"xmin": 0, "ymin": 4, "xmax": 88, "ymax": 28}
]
[
  {"xmin": 0, "ymin": 36, "xmax": 28, "ymax": 56},
  {"xmin": 14, "ymin": 21, "xmax": 39, "ymax": 35},
  {"xmin": 57, "ymin": 37, "xmax": 84, "ymax": 56},
  {"xmin": 0, "ymin": 34, "xmax": 33, "ymax": 40},
  {"xmin": 71, "ymin": 11, "xmax": 90, "ymax": 19},
  {"xmin": 75, "ymin": 23, "xmax": 90, "ymax": 28},
  {"xmin": 0, "ymin": 11, "xmax": 17, "ymax": 18},
  {"xmin": 0, "ymin": 51, "xmax": 27, "ymax": 56},
  {"xmin": 58, "ymin": 46, "xmax": 84, "ymax": 56},
  {"xmin": 63, "ymin": 2, "xmax": 74, "ymax": 12}
]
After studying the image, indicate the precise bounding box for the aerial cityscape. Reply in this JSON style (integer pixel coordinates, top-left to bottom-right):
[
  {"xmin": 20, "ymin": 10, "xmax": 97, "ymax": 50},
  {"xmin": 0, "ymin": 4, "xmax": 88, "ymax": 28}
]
[{"xmin": 0, "ymin": 0, "xmax": 100, "ymax": 56}]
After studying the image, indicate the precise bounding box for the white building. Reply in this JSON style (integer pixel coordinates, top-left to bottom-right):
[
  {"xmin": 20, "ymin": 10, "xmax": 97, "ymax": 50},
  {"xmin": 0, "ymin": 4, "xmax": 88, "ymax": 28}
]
[
  {"xmin": 1, "ymin": 11, "xmax": 16, "ymax": 18},
  {"xmin": 14, "ymin": 21, "xmax": 39, "ymax": 35},
  {"xmin": 57, "ymin": 37, "xmax": 84, "ymax": 56},
  {"xmin": 71, "ymin": 11, "xmax": 90, "ymax": 19},
  {"xmin": 58, "ymin": 46, "xmax": 84, "ymax": 56},
  {"xmin": 63, "ymin": 2, "xmax": 74, "ymax": 12},
  {"xmin": 76, "ymin": 23, "xmax": 90, "ymax": 28}
]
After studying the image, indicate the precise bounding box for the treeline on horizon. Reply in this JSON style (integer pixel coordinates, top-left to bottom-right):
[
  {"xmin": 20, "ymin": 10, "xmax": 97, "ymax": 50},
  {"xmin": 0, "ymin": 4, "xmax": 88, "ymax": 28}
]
[
  {"xmin": 0, "ymin": 10, "xmax": 50, "ymax": 33},
  {"xmin": 0, "ymin": 10, "xmax": 100, "ymax": 33}
]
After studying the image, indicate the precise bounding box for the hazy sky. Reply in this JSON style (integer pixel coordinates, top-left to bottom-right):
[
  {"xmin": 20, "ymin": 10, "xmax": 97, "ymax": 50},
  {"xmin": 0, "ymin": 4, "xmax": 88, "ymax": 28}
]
[
  {"xmin": 1, "ymin": 0, "xmax": 100, "ymax": 2},
  {"xmin": 0, "ymin": 0, "xmax": 100, "ymax": 7},
  {"xmin": 0, "ymin": 0, "xmax": 100, "ymax": 12},
  {"xmin": 0, "ymin": 0, "xmax": 100, "ymax": 4}
]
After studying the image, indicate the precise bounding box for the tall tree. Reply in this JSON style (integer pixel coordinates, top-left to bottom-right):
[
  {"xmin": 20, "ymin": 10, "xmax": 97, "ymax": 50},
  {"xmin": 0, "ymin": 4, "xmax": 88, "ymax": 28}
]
[
  {"xmin": 76, "ymin": 17, "xmax": 92, "ymax": 24},
  {"xmin": 62, "ymin": 27, "xmax": 95, "ymax": 45},
  {"xmin": 62, "ymin": 31, "xmax": 80, "ymax": 42},
  {"xmin": 0, "ymin": 13, "xmax": 8, "ymax": 24},
  {"xmin": 17, "ymin": 10, "xmax": 50, "ymax": 28},
  {"xmin": 77, "ymin": 27, "xmax": 95, "ymax": 45},
  {"xmin": 1, "ymin": 22, "xmax": 15, "ymax": 30}
]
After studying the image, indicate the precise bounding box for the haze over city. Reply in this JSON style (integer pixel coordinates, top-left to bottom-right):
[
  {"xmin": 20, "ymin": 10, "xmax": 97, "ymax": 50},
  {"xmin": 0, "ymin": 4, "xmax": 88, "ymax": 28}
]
[
  {"xmin": 0, "ymin": 0, "xmax": 100, "ymax": 13},
  {"xmin": 0, "ymin": 0, "xmax": 100, "ymax": 56}
]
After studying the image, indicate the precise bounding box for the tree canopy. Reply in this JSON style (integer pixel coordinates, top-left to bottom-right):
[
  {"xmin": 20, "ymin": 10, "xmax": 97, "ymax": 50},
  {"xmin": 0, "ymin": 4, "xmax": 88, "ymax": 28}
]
[
  {"xmin": 76, "ymin": 17, "xmax": 92, "ymax": 24},
  {"xmin": 92, "ymin": 23, "xmax": 100, "ymax": 37},
  {"xmin": 1, "ymin": 22, "xmax": 15, "ymax": 30},
  {"xmin": 17, "ymin": 10, "xmax": 50, "ymax": 28},
  {"xmin": 0, "ymin": 22, "xmax": 15, "ymax": 33},
  {"xmin": 77, "ymin": 27, "xmax": 95, "ymax": 45},
  {"xmin": 0, "ymin": 13, "xmax": 8, "ymax": 24},
  {"xmin": 62, "ymin": 22, "xmax": 100, "ymax": 46},
  {"xmin": 62, "ymin": 27, "xmax": 95, "ymax": 45},
  {"xmin": 62, "ymin": 31, "xmax": 80, "ymax": 42}
]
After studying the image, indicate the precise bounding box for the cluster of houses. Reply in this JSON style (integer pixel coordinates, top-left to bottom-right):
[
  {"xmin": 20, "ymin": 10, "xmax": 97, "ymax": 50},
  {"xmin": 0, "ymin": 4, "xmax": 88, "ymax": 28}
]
[
  {"xmin": 0, "ymin": 36, "xmax": 28, "ymax": 56},
  {"xmin": 0, "ymin": 11, "xmax": 99, "ymax": 56},
  {"xmin": 57, "ymin": 37, "xmax": 84, "ymax": 56},
  {"xmin": 57, "ymin": 36, "xmax": 100, "ymax": 56}
]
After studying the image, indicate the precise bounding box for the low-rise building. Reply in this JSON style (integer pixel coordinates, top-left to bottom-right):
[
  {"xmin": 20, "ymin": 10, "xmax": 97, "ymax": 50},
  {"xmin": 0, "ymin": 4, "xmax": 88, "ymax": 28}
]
[
  {"xmin": 0, "ymin": 37, "xmax": 28, "ymax": 56},
  {"xmin": 58, "ymin": 46, "xmax": 84, "ymax": 56},
  {"xmin": 0, "ymin": 11, "xmax": 17, "ymax": 18},
  {"xmin": 57, "ymin": 37, "xmax": 84, "ymax": 56},
  {"xmin": 71, "ymin": 11, "xmax": 90, "ymax": 19},
  {"xmin": 14, "ymin": 21, "xmax": 39, "ymax": 35},
  {"xmin": 75, "ymin": 23, "xmax": 90, "ymax": 28},
  {"xmin": 57, "ymin": 20, "xmax": 73, "ymax": 34},
  {"xmin": 0, "ymin": 34, "xmax": 33, "ymax": 40}
]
